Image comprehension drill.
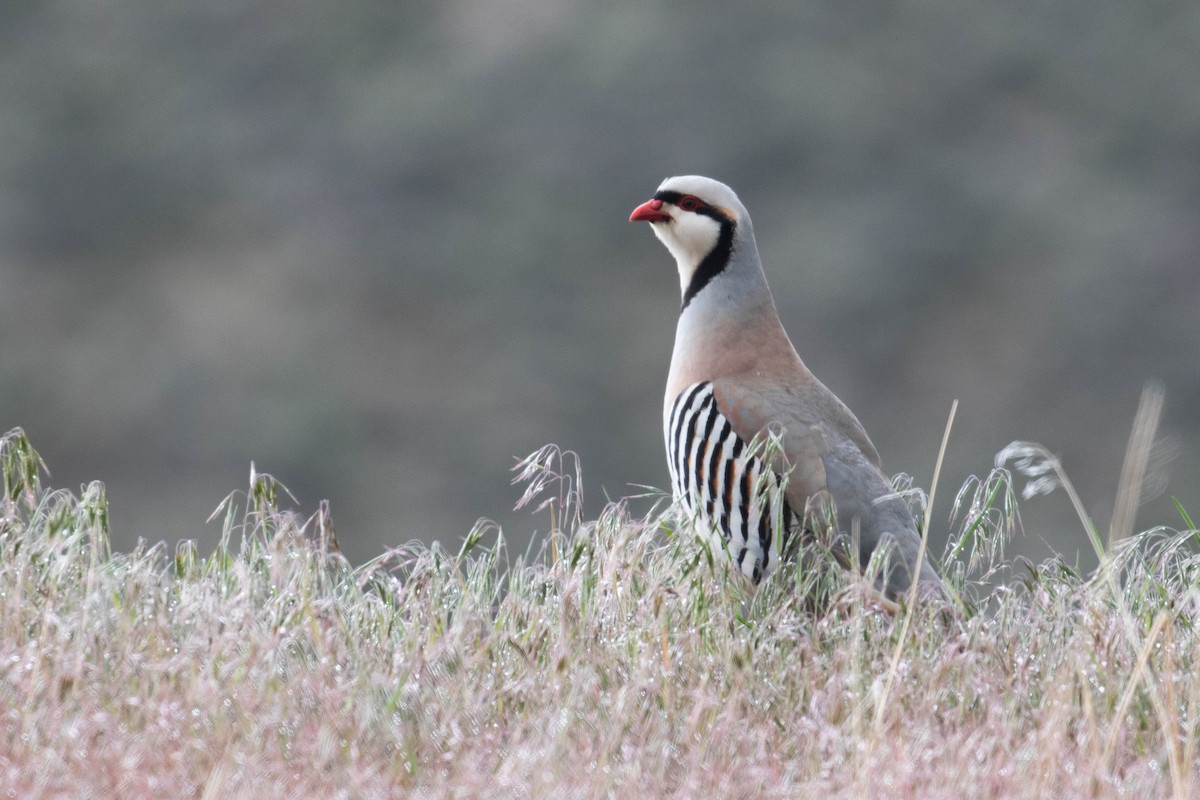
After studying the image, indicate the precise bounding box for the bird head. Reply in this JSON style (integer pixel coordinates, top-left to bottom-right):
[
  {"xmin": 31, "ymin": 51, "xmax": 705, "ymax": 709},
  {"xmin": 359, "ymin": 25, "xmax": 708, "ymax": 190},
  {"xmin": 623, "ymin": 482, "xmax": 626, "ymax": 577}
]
[{"xmin": 630, "ymin": 175, "xmax": 751, "ymax": 305}]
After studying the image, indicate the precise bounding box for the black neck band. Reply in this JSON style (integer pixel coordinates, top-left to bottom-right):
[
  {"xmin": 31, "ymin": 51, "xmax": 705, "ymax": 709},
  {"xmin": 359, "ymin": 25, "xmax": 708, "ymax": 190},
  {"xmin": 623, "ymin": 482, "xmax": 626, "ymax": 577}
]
[{"xmin": 681, "ymin": 220, "xmax": 734, "ymax": 311}]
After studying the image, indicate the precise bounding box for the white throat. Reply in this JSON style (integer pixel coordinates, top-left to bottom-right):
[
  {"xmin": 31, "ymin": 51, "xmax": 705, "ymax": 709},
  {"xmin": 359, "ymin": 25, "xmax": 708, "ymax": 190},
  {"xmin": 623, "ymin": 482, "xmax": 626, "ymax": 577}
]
[{"xmin": 650, "ymin": 214, "xmax": 722, "ymax": 294}]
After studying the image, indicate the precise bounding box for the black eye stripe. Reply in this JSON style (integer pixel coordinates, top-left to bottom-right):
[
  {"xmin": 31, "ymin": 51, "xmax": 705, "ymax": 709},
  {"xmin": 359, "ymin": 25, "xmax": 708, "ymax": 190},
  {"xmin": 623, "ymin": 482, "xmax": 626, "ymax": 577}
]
[{"xmin": 652, "ymin": 190, "xmax": 728, "ymax": 222}]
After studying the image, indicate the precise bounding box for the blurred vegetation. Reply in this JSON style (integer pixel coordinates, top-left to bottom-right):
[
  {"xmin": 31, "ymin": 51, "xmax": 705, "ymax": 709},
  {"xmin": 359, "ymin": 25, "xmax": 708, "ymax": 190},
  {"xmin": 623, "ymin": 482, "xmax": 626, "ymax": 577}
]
[{"xmin": 1, "ymin": 1, "xmax": 1197, "ymax": 563}]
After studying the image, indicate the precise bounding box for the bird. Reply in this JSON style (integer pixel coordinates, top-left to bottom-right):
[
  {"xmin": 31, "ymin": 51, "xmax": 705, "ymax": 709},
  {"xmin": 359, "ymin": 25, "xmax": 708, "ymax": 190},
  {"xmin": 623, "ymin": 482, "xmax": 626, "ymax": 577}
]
[{"xmin": 629, "ymin": 175, "xmax": 943, "ymax": 600}]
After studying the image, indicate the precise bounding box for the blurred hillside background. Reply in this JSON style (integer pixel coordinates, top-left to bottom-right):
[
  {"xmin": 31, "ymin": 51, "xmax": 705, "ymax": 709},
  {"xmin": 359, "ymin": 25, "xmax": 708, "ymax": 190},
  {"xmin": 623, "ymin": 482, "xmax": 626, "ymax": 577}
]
[{"xmin": 2, "ymin": 1, "xmax": 1197, "ymax": 567}]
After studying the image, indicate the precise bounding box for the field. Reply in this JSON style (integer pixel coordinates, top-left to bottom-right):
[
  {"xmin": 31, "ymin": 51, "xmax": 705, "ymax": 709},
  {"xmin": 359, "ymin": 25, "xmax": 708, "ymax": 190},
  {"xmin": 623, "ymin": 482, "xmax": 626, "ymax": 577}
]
[{"xmin": 1, "ymin": 425, "xmax": 1198, "ymax": 799}]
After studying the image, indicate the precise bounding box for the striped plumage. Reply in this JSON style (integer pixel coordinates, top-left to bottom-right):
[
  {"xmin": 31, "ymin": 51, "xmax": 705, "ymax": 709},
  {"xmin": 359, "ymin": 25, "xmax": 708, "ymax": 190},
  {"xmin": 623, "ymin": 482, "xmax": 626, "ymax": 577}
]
[
  {"xmin": 631, "ymin": 175, "xmax": 944, "ymax": 599},
  {"xmin": 665, "ymin": 380, "xmax": 796, "ymax": 583}
]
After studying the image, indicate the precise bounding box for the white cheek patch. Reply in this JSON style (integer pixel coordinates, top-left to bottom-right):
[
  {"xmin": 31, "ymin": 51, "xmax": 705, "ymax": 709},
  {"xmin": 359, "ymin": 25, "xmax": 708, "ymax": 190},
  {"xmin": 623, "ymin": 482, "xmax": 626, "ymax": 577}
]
[{"xmin": 652, "ymin": 213, "xmax": 722, "ymax": 293}]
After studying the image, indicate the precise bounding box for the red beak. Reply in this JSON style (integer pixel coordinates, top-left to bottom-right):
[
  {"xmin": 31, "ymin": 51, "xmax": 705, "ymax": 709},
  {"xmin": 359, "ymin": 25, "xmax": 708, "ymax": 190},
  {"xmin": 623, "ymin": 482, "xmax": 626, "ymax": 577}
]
[{"xmin": 629, "ymin": 198, "xmax": 671, "ymax": 223}]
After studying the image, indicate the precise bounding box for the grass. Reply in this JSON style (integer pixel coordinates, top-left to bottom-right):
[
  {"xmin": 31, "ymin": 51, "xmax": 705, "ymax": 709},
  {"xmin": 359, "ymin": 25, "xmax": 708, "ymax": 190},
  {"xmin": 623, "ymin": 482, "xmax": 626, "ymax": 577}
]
[{"xmin": 1, "ymin": 423, "xmax": 1198, "ymax": 799}]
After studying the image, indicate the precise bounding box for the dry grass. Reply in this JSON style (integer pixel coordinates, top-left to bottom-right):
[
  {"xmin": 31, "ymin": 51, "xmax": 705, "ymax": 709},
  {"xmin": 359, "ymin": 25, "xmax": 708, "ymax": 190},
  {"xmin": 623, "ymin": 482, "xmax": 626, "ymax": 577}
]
[{"xmin": 1, "ymin": 427, "xmax": 1198, "ymax": 799}]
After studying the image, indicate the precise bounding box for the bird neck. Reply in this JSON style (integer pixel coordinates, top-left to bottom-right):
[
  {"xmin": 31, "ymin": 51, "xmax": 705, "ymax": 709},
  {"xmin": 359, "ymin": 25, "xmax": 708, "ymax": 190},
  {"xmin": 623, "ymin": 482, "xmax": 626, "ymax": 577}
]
[
  {"xmin": 667, "ymin": 243, "xmax": 795, "ymax": 396},
  {"xmin": 679, "ymin": 217, "xmax": 735, "ymax": 311}
]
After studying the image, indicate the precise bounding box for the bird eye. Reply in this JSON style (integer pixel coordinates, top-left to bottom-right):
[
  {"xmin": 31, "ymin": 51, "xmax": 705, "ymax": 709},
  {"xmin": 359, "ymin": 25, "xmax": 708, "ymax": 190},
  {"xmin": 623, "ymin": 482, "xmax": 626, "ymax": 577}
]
[{"xmin": 678, "ymin": 196, "xmax": 702, "ymax": 212}]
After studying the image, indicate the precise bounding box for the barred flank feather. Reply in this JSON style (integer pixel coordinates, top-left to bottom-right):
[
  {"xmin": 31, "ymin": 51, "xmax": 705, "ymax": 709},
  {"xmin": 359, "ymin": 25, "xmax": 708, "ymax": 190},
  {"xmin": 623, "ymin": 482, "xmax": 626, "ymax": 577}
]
[{"xmin": 666, "ymin": 381, "xmax": 795, "ymax": 583}]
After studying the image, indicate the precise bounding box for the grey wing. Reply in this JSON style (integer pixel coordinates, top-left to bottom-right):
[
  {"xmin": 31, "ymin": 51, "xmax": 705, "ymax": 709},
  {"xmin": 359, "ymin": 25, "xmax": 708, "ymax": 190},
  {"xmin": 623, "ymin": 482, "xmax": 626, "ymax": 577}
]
[
  {"xmin": 713, "ymin": 379, "xmax": 940, "ymax": 597},
  {"xmin": 820, "ymin": 437, "xmax": 940, "ymax": 596},
  {"xmin": 710, "ymin": 381, "xmax": 835, "ymax": 502}
]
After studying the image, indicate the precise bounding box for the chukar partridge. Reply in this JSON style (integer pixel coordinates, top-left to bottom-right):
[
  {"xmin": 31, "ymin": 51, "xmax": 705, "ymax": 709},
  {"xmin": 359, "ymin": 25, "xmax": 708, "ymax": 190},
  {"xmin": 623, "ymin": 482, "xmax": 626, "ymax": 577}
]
[{"xmin": 630, "ymin": 175, "xmax": 942, "ymax": 599}]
